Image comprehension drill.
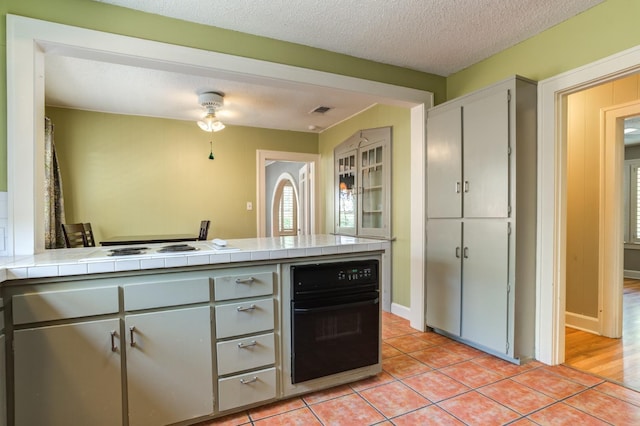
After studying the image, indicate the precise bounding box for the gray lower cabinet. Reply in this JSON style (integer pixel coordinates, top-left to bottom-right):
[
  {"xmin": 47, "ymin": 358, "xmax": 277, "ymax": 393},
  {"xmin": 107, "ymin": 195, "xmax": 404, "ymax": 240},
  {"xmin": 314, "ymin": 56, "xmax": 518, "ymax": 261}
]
[
  {"xmin": 13, "ymin": 319, "xmax": 123, "ymax": 426},
  {"xmin": 125, "ymin": 306, "xmax": 213, "ymax": 426},
  {"xmin": 459, "ymin": 221, "xmax": 509, "ymax": 354},
  {"xmin": 4, "ymin": 264, "xmax": 284, "ymax": 424},
  {"xmin": 426, "ymin": 219, "xmax": 462, "ymax": 336},
  {"xmin": 426, "ymin": 220, "xmax": 509, "ymax": 355},
  {"xmin": 0, "ymin": 333, "xmax": 6, "ymax": 426},
  {"xmin": 213, "ymin": 270, "xmax": 277, "ymax": 413}
]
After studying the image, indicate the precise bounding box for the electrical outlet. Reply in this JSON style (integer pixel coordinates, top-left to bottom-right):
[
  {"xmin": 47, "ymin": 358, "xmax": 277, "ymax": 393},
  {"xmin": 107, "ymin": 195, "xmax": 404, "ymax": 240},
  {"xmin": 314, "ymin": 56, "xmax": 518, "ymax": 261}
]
[{"xmin": 246, "ymin": 202, "xmax": 253, "ymax": 211}]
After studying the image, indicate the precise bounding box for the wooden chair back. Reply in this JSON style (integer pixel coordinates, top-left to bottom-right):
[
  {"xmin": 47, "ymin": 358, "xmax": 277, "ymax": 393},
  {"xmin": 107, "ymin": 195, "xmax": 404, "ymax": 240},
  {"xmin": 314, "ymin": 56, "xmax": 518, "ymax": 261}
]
[
  {"xmin": 198, "ymin": 220, "xmax": 211, "ymax": 240},
  {"xmin": 82, "ymin": 223, "xmax": 96, "ymax": 247},
  {"xmin": 62, "ymin": 223, "xmax": 96, "ymax": 248}
]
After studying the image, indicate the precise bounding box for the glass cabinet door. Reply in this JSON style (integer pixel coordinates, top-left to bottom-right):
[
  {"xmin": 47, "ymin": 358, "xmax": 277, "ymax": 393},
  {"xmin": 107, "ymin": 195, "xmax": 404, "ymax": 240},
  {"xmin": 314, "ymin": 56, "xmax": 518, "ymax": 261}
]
[
  {"xmin": 359, "ymin": 142, "xmax": 387, "ymax": 237},
  {"xmin": 335, "ymin": 150, "xmax": 357, "ymax": 235},
  {"xmin": 360, "ymin": 145, "xmax": 383, "ymax": 229}
]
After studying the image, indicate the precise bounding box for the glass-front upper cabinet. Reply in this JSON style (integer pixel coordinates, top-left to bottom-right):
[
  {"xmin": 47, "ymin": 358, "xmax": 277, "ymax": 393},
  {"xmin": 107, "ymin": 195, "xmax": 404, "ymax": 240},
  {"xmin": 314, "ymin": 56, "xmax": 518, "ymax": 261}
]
[
  {"xmin": 336, "ymin": 150, "xmax": 357, "ymax": 235},
  {"xmin": 334, "ymin": 127, "xmax": 391, "ymax": 238}
]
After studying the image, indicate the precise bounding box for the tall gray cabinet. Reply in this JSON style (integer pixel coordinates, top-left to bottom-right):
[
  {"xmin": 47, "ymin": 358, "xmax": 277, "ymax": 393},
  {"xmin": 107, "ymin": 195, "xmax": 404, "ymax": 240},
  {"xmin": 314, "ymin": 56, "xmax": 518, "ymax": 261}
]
[{"xmin": 426, "ymin": 76, "xmax": 537, "ymax": 363}]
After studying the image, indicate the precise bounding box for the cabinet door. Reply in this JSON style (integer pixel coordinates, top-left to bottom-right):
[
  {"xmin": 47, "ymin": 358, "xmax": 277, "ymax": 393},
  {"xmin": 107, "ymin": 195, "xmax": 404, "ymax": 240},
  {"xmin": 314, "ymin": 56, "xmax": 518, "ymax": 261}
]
[
  {"xmin": 463, "ymin": 90, "xmax": 510, "ymax": 218},
  {"xmin": 427, "ymin": 106, "xmax": 462, "ymax": 218},
  {"xmin": 358, "ymin": 128, "xmax": 391, "ymax": 237},
  {"xmin": 461, "ymin": 221, "xmax": 509, "ymax": 354},
  {"xmin": 335, "ymin": 149, "xmax": 358, "ymax": 235},
  {"xmin": 0, "ymin": 334, "xmax": 5, "ymax": 426},
  {"xmin": 426, "ymin": 219, "xmax": 462, "ymax": 336},
  {"xmin": 126, "ymin": 306, "xmax": 213, "ymax": 426},
  {"xmin": 14, "ymin": 319, "xmax": 122, "ymax": 426}
]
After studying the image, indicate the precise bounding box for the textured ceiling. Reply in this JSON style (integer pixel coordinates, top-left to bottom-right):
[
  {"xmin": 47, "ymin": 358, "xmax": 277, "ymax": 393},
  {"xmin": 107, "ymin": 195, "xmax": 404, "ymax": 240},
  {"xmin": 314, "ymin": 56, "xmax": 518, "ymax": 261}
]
[
  {"xmin": 96, "ymin": 0, "xmax": 603, "ymax": 76},
  {"xmin": 46, "ymin": 0, "xmax": 604, "ymax": 133}
]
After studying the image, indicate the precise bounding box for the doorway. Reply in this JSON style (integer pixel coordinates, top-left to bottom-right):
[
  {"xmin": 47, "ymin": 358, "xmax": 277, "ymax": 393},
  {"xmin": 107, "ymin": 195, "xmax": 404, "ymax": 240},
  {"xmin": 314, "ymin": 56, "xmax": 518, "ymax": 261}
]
[
  {"xmin": 537, "ymin": 44, "xmax": 640, "ymax": 366},
  {"xmin": 269, "ymin": 170, "xmax": 300, "ymax": 237},
  {"xmin": 256, "ymin": 150, "xmax": 320, "ymax": 237},
  {"xmin": 563, "ymin": 82, "xmax": 640, "ymax": 388}
]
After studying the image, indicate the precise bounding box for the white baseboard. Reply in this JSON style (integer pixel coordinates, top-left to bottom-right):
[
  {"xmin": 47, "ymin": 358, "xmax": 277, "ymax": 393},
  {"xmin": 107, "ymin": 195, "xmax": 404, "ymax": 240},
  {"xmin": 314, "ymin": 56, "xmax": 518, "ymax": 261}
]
[
  {"xmin": 565, "ymin": 311, "xmax": 600, "ymax": 334},
  {"xmin": 624, "ymin": 269, "xmax": 640, "ymax": 279},
  {"xmin": 390, "ymin": 303, "xmax": 410, "ymax": 321}
]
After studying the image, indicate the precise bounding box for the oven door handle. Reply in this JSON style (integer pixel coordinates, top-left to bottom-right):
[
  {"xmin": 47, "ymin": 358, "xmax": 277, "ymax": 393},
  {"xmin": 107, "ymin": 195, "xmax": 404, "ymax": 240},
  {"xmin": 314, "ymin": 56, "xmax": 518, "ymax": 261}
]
[{"xmin": 293, "ymin": 297, "xmax": 379, "ymax": 314}]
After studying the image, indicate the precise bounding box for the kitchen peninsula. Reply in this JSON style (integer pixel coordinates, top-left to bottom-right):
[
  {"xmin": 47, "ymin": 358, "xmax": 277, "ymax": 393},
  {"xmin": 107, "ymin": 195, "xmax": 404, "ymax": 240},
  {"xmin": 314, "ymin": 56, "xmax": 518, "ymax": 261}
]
[{"xmin": 0, "ymin": 235, "xmax": 388, "ymax": 426}]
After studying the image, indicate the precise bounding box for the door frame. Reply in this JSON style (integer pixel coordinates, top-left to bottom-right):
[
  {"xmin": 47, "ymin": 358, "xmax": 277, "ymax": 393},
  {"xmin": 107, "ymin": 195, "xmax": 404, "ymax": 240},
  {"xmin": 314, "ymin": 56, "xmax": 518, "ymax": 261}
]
[
  {"xmin": 257, "ymin": 150, "xmax": 320, "ymax": 237},
  {"xmin": 599, "ymin": 101, "xmax": 640, "ymax": 337},
  {"xmin": 537, "ymin": 44, "xmax": 640, "ymax": 364}
]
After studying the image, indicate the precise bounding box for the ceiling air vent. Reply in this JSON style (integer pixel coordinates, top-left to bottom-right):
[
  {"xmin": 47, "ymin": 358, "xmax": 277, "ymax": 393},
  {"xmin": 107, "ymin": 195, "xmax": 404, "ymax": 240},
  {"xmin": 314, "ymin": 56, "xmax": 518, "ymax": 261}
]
[{"xmin": 309, "ymin": 105, "xmax": 332, "ymax": 114}]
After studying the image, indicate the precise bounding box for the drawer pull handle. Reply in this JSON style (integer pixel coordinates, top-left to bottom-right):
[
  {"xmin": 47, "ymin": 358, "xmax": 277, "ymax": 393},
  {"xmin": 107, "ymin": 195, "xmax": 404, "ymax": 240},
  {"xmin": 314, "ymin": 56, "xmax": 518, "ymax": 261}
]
[
  {"xmin": 237, "ymin": 304, "xmax": 256, "ymax": 312},
  {"xmin": 129, "ymin": 326, "xmax": 136, "ymax": 347},
  {"xmin": 240, "ymin": 376, "xmax": 258, "ymax": 385},
  {"xmin": 235, "ymin": 277, "xmax": 255, "ymax": 284},
  {"xmin": 238, "ymin": 340, "xmax": 257, "ymax": 349},
  {"xmin": 110, "ymin": 330, "xmax": 118, "ymax": 352}
]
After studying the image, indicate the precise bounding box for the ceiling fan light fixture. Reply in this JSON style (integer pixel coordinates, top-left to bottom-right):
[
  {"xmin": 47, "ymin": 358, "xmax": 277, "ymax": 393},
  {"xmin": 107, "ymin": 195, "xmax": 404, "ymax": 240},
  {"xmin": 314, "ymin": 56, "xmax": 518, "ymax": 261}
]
[
  {"xmin": 197, "ymin": 111, "xmax": 225, "ymax": 132},
  {"xmin": 197, "ymin": 91, "xmax": 225, "ymax": 132}
]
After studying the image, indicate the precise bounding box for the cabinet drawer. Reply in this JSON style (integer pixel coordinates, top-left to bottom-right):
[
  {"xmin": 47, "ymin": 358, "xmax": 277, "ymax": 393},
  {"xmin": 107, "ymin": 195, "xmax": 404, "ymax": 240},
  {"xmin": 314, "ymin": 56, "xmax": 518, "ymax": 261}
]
[
  {"xmin": 214, "ymin": 271, "xmax": 273, "ymax": 301},
  {"xmin": 123, "ymin": 277, "xmax": 210, "ymax": 311},
  {"xmin": 218, "ymin": 367, "xmax": 276, "ymax": 412},
  {"xmin": 215, "ymin": 298, "xmax": 274, "ymax": 339},
  {"xmin": 13, "ymin": 286, "xmax": 119, "ymax": 324},
  {"xmin": 217, "ymin": 332, "xmax": 275, "ymax": 375}
]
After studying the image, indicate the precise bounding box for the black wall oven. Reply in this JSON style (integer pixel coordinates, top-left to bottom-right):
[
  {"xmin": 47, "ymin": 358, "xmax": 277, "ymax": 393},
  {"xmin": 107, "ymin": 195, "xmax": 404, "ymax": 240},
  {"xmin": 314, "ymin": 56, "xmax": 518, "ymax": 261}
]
[{"xmin": 290, "ymin": 259, "xmax": 379, "ymax": 384}]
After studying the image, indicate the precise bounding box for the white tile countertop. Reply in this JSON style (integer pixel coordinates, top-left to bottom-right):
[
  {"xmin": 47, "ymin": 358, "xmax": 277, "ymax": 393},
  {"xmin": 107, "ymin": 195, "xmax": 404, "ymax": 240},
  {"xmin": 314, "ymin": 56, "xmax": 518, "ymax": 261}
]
[{"xmin": 0, "ymin": 235, "xmax": 389, "ymax": 282}]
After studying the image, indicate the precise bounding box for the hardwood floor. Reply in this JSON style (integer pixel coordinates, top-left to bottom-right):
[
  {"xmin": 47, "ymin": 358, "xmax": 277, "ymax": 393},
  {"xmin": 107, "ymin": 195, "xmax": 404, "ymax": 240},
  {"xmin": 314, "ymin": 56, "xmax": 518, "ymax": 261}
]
[{"xmin": 564, "ymin": 279, "xmax": 640, "ymax": 390}]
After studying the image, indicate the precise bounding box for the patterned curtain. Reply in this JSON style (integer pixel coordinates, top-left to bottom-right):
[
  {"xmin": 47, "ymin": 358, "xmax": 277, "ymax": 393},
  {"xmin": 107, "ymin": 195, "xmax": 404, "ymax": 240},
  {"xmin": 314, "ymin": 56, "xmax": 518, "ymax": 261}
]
[{"xmin": 44, "ymin": 117, "xmax": 67, "ymax": 249}]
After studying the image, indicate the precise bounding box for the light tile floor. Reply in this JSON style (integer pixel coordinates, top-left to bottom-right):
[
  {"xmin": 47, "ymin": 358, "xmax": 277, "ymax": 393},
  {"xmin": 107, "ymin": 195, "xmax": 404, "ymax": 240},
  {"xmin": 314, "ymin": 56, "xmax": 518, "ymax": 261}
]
[{"xmin": 202, "ymin": 312, "xmax": 640, "ymax": 425}]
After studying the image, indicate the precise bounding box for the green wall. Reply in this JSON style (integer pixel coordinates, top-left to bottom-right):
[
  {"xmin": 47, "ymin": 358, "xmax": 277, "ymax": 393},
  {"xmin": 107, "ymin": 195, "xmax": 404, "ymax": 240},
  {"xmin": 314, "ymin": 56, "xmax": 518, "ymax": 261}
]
[
  {"xmin": 319, "ymin": 105, "xmax": 412, "ymax": 307},
  {"xmin": 47, "ymin": 107, "xmax": 317, "ymax": 244},
  {"xmin": 448, "ymin": 0, "xmax": 640, "ymax": 98}
]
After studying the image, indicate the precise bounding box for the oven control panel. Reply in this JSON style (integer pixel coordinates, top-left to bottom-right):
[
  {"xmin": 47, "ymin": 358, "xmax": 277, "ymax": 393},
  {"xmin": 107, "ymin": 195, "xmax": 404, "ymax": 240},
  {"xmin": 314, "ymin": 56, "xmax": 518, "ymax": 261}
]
[
  {"xmin": 337, "ymin": 265, "xmax": 375, "ymax": 282},
  {"xmin": 292, "ymin": 259, "xmax": 379, "ymax": 295}
]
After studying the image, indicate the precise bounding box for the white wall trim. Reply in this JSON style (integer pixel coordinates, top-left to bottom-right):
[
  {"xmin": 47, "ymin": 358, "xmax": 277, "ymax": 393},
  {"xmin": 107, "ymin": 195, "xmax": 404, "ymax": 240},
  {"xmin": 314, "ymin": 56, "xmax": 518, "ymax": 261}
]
[
  {"xmin": 0, "ymin": 192, "xmax": 8, "ymax": 255},
  {"xmin": 390, "ymin": 302, "xmax": 411, "ymax": 321},
  {"xmin": 565, "ymin": 313, "xmax": 600, "ymax": 334},
  {"xmin": 624, "ymin": 269, "xmax": 640, "ymax": 279},
  {"xmin": 537, "ymin": 43, "xmax": 640, "ymax": 365},
  {"xmin": 409, "ymin": 104, "xmax": 428, "ymax": 331},
  {"xmin": 7, "ymin": 14, "xmax": 432, "ymax": 258}
]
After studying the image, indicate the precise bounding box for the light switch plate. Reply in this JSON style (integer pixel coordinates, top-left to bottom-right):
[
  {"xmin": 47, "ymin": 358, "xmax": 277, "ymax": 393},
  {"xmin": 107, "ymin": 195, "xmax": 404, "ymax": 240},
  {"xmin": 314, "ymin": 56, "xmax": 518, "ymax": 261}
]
[{"xmin": 246, "ymin": 202, "xmax": 253, "ymax": 211}]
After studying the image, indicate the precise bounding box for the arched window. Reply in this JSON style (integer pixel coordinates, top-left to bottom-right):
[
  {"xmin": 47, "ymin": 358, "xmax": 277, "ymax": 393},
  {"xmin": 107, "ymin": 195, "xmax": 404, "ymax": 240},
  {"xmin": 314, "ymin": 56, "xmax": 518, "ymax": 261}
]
[{"xmin": 273, "ymin": 179, "xmax": 298, "ymax": 236}]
